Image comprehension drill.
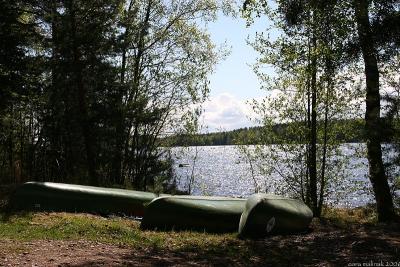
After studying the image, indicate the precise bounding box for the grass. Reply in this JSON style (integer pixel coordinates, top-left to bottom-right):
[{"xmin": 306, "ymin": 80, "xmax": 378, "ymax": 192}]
[
  {"xmin": 0, "ymin": 211, "xmax": 255, "ymax": 265},
  {"xmin": 1, "ymin": 207, "xmax": 398, "ymax": 266},
  {"xmin": 0, "ymin": 211, "xmax": 240, "ymax": 251},
  {"xmin": 321, "ymin": 205, "xmax": 379, "ymax": 226},
  {"xmin": 0, "ymin": 184, "xmax": 398, "ymax": 266},
  {"xmin": 1, "ymin": 212, "xmax": 140, "ymax": 244}
]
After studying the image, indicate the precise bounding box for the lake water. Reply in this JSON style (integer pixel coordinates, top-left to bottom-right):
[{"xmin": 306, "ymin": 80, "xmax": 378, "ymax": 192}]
[{"xmin": 170, "ymin": 144, "xmax": 399, "ymax": 208}]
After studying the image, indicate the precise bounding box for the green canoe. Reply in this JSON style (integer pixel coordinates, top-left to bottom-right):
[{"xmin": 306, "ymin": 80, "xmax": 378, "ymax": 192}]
[
  {"xmin": 238, "ymin": 193, "xmax": 313, "ymax": 237},
  {"xmin": 141, "ymin": 195, "xmax": 246, "ymax": 232},
  {"xmin": 10, "ymin": 182, "xmax": 157, "ymax": 216}
]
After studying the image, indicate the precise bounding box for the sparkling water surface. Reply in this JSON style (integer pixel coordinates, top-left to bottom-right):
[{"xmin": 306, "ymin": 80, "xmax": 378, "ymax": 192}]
[{"xmin": 170, "ymin": 144, "xmax": 398, "ymax": 208}]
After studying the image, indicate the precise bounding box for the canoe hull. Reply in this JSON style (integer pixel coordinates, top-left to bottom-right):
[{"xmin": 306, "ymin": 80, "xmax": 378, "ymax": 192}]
[
  {"xmin": 238, "ymin": 193, "xmax": 313, "ymax": 237},
  {"xmin": 10, "ymin": 182, "xmax": 157, "ymax": 216},
  {"xmin": 141, "ymin": 196, "xmax": 246, "ymax": 232}
]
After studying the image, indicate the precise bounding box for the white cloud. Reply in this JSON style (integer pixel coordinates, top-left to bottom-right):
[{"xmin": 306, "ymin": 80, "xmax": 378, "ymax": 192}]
[{"xmin": 200, "ymin": 93, "xmax": 258, "ymax": 132}]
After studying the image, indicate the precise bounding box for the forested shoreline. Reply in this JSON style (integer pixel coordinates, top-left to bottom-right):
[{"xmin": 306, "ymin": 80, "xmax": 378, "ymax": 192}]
[{"xmin": 164, "ymin": 119, "xmax": 397, "ymax": 146}]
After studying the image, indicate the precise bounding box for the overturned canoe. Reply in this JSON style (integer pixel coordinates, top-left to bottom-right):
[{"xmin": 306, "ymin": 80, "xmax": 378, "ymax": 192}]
[
  {"xmin": 141, "ymin": 195, "xmax": 246, "ymax": 232},
  {"xmin": 10, "ymin": 182, "xmax": 157, "ymax": 216},
  {"xmin": 238, "ymin": 193, "xmax": 313, "ymax": 238}
]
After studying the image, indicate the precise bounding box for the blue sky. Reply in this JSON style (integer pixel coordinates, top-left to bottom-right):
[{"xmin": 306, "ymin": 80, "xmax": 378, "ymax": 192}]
[
  {"xmin": 208, "ymin": 14, "xmax": 265, "ymax": 99},
  {"xmin": 200, "ymin": 12, "xmax": 275, "ymax": 132}
]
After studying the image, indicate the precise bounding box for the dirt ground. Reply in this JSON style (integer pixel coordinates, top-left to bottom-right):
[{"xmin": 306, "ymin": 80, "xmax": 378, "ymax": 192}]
[{"xmin": 1, "ymin": 219, "xmax": 399, "ymax": 267}]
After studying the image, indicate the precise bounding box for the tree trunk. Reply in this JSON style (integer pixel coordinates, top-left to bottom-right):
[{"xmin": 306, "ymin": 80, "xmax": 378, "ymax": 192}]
[
  {"xmin": 126, "ymin": 0, "xmax": 152, "ymax": 189},
  {"xmin": 8, "ymin": 109, "xmax": 14, "ymax": 184},
  {"xmin": 353, "ymin": 0, "xmax": 396, "ymax": 222},
  {"xmin": 317, "ymin": 4, "xmax": 334, "ymax": 218},
  {"xmin": 69, "ymin": 0, "xmax": 98, "ymax": 186},
  {"xmin": 318, "ymin": 58, "xmax": 331, "ymax": 218},
  {"xmin": 113, "ymin": 48, "xmax": 126, "ymax": 185},
  {"xmin": 113, "ymin": 0, "xmax": 136, "ymax": 186},
  {"xmin": 305, "ymin": 32, "xmax": 312, "ymax": 206},
  {"xmin": 309, "ymin": 22, "xmax": 318, "ymax": 216}
]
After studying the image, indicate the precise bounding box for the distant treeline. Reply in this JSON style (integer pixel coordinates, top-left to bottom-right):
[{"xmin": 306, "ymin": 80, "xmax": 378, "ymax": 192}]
[{"xmin": 164, "ymin": 119, "xmax": 396, "ymax": 146}]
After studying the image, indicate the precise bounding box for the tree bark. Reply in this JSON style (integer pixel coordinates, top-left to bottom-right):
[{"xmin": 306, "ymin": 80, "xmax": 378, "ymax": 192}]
[
  {"xmin": 318, "ymin": 57, "xmax": 331, "ymax": 218},
  {"xmin": 309, "ymin": 19, "xmax": 318, "ymax": 216},
  {"xmin": 113, "ymin": 0, "xmax": 136, "ymax": 186},
  {"xmin": 127, "ymin": 0, "xmax": 152, "ymax": 189},
  {"xmin": 305, "ymin": 29, "xmax": 312, "ymax": 206},
  {"xmin": 317, "ymin": 4, "xmax": 334, "ymax": 218},
  {"xmin": 69, "ymin": 0, "xmax": 98, "ymax": 186},
  {"xmin": 353, "ymin": 0, "xmax": 396, "ymax": 222},
  {"xmin": 113, "ymin": 39, "xmax": 126, "ymax": 185}
]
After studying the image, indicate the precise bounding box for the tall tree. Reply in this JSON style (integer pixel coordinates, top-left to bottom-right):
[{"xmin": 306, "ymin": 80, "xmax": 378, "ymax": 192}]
[
  {"xmin": 353, "ymin": 0, "xmax": 397, "ymax": 221},
  {"xmin": 111, "ymin": 0, "xmax": 221, "ymax": 190},
  {"xmin": 0, "ymin": 0, "xmax": 42, "ymax": 184},
  {"xmin": 242, "ymin": 0, "xmax": 364, "ymax": 217},
  {"xmin": 244, "ymin": 0, "xmax": 399, "ymax": 221},
  {"xmin": 40, "ymin": 0, "xmax": 121, "ymax": 185},
  {"xmin": 0, "ymin": 0, "xmax": 224, "ymax": 193}
]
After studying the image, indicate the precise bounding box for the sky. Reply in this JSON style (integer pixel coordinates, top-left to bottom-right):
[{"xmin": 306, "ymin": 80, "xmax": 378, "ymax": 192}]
[{"xmin": 199, "ymin": 12, "xmax": 272, "ymax": 132}]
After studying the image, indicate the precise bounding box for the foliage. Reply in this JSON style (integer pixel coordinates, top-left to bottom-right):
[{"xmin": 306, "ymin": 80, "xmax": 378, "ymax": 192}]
[
  {"xmin": 0, "ymin": 0, "xmax": 227, "ymax": 191},
  {"xmin": 241, "ymin": 0, "xmax": 365, "ymax": 217},
  {"xmin": 242, "ymin": 0, "xmax": 400, "ymax": 221}
]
